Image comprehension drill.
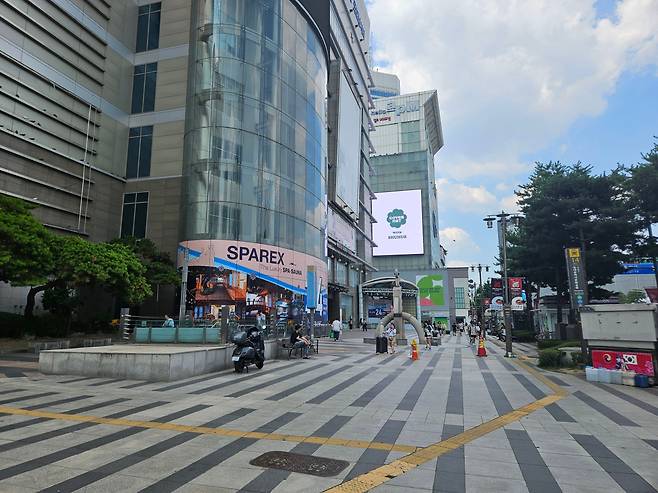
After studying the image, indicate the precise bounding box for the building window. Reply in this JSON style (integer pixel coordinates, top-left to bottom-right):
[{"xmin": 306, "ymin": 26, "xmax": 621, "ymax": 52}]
[
  {"xmin": 126, "ymin": 126, "xmax": 153, "ymax": 178},
  {"xmin": 121, "ymin": 192, "xmax": 149, "ymax": 238},
  {"xmin": 455, "ymin": 287, "xmax": 466, "ymax": 309},
  {"xmin": 131, "ymin": 63, "xmax": 157, "ymax": 113},
  {"xmin": 136, "ymin": 2, "xmax": 161, "ymax": 52}
]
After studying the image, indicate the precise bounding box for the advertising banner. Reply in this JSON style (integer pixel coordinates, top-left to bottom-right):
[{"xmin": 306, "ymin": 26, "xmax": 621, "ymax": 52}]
[
  {"xmin": 372, "ymin": 190, "xmax": 424, "ymax": 256},
  {"xmin": 490, "ymin": 296, "xmax": 504, "ymax": 310},
  {"xmin": 508, "ymin": 277, "xmax": 523, "ymax": 296},
  {"xmin": 511, "ymin": 296, "xmax": 525, "ymax": 311},
  {"xmin": 178, "ymin": 240, "xmax": 328, "ymax": 323},
  {"xmin": 491, "ymin": 278, "xmax": 503, "ymax": 298},
  {"xmin": 592, "ymin": 349, "xmax": 654, "ymax": 376},
  {"xmin": 416, "ymin": 274, "xmax": 445, "ymax": 308}
]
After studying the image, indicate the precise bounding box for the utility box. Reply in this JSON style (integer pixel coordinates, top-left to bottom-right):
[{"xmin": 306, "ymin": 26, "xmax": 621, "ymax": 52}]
[
  {"xmin": 580, "ymin": 304, "xmax": 657, "ymax": 377},
  {"xmin": 580, "ymin": 304, "xmax": 657, "ymax": 350}
]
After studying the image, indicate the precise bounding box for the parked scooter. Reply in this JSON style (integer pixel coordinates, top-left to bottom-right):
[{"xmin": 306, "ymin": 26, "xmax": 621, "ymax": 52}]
[{"xmin": 231, "ymin": 326, "xmax": 265, "ymax": 373}]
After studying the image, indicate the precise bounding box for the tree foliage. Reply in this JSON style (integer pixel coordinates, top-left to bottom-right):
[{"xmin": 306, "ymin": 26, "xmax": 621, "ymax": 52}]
[
  {"xmin": 507, "ymin": 162, "xmax": 639, "ymax": 299},
  {"xmin": 618, "ymin": 289, "xmax": 647, "ymax": 304},
  {"xmin": 110, "ymin": 237, "xmax": 179, "ymax": 287},
  {"xmin": 0, "ymin": 195, "xmax": 53, "ymax": 286}
]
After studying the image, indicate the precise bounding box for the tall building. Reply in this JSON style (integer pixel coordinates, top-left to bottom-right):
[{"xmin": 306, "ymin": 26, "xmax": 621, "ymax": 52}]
[
  {"xmin": 370, "ymin": 90, "xmax": 444, "ymax": 271},
  {"xmin": 0, "ymin": 1, "xmax": 373, "ymax": 324},
  {"xmin": 365, "ymin": 88, "xmax": 469, "ymax": 326},
  {"xmin": 324, "ymin": 0, "xmax": 375, "ymax": 323}
]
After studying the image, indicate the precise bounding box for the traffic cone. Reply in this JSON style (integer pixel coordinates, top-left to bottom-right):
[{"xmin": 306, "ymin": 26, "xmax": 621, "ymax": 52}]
[
  {"xmin": 477, "ymin": 336, "xmax": 487, "ymax": 357},
  {"xmin": 411, "ymin": 339, "xmax": 419, "ymax": 361}
]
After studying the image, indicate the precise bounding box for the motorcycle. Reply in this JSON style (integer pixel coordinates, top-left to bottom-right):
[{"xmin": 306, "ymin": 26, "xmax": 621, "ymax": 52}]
[{"xmin": 231, "ymin": 326, "xmax": 265, "ymax": 373}]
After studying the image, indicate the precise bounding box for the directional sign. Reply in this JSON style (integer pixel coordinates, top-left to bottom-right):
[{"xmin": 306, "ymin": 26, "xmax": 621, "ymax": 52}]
[{"xmin": 565, "ymin": 247, "xmax": 588, "ymax": 308}]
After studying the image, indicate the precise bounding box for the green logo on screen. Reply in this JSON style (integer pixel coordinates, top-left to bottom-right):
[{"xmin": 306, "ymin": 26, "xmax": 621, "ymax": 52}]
[{"xmin": 387, "ymin": 209, "xmax": 407, "ymax": 228}]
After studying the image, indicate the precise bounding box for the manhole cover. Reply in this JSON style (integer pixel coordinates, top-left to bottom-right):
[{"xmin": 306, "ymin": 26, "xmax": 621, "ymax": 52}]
[{"xmin": 250, "ymin": 451, "xmax": 349, "ymax": 477}]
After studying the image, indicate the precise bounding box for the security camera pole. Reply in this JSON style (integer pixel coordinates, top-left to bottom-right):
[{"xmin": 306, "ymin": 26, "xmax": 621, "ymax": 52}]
[{"xmin": 483, "ymin": 211, "xmax": 522, "ymax": 358}]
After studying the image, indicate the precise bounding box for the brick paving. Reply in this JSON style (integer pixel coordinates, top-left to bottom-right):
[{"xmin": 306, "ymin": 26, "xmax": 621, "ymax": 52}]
[{"xmin": 0, "ymin": 333, "xmax": 655, "ymax": 492}]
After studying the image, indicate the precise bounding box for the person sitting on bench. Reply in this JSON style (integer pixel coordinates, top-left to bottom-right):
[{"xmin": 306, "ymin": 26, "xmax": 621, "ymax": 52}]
[{"xmin": 290, "ymin": 324, "xmax": 310, "ymax": 359}]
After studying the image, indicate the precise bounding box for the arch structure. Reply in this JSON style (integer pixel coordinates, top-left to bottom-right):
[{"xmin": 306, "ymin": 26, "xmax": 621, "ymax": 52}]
[{"xmin": 376, "ymin": 311, "xmax": 425, "ymax": 345}]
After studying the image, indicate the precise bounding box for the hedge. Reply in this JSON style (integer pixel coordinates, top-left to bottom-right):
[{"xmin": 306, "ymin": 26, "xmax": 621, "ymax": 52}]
[{"xmin": 538, "ymin": 349, "xmax": 561, "ymax": 368}]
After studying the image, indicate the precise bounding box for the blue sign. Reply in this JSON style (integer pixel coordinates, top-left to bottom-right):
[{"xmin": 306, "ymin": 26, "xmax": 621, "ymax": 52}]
[
  {"xmin": 306, "ymin": 270, "xmax": 317, "ymax": 309},
  {"xmin": 621, "ymin": 263, "xmax": 655, "ymax": 275}
]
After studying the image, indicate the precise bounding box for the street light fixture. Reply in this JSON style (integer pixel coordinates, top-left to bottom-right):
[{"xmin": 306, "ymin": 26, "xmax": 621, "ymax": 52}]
[
  {"xmin": 469, "ymin": 263, "xmax": 490, "ymax": 324},
  {"xmin": 483, "ymin": 211, "xmax": 523, "ymax": 358}
]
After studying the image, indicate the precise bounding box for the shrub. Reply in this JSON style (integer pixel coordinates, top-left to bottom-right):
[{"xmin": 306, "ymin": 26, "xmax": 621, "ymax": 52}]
[
  {"xmin": 514, "ymin": 330, "xmax": 536, "ymax": 342},
  {"xmin": 537, "ymin": 339, "xmax": 580, "ymax": 350},
  {"xmin": 538, "ymin": 349, "xmax": 561, "ymax": 368}
]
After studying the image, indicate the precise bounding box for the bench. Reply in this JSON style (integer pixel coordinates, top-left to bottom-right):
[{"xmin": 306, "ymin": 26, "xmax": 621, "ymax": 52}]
[{"xmin": 280, "ymin": 339, "xmax": 319, "ymax": 359}]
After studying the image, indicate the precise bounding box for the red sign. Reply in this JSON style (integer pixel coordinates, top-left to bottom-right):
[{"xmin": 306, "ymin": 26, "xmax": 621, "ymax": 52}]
[
  {"xmin": 646, "ymin": 288, "xmax": 658, "ymax": 303},
  {"xmin": 508, "ymin": 277, "xmax": 523, "ymax": 295},
  {"xmin": 592, "ymin": 349, "xmax": 655, "ymax": 376}
]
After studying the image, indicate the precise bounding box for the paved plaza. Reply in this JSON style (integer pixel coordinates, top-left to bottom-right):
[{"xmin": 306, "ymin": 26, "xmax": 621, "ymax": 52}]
[{"xmin": 0, "ymin": 333, "xmax": 657, "ymax": 492}]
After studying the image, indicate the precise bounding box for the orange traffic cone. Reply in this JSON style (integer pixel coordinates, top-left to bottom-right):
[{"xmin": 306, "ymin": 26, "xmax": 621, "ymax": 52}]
[
  {"xmin": 477, "ymin": 336, "xmax": 487, "ymax": 357},
  {"xmin": 411, "ymin": 339, "xmax": 419, "ymax": 361}
]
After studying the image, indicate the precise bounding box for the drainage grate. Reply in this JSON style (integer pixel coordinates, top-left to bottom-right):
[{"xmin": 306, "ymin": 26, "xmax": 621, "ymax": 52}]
[{"xmin": 250, "ymin": 451, "xmax": 349, "ymax": 477}]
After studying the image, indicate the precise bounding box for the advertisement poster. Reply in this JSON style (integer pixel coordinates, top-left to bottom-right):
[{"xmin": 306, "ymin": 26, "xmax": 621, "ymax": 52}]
[
  {"xmin": 490, "ymin": 296, "xmax": 504, "ymax": 311},
  {"xmin": 592, "ymin": 350, "xmax": 654, "ymax": 376},
  {"xmin": 508, "ymin": 277, "xmax": 523, "ymax": 296},
  {"xmin": 491, "ymin": 278, "xmax": 503, "ymax": 297},
  {"xmin": 179, "ymin": 240, "xmax": 328, "ymax": 323},
  {"xmin": 416, "ymin": 274, "xmax": 445, "ymax": 308},
  {"xmin": 511, "ymin": 296, "xmax": 525, "ymax": 311},
  {"xmin": 372, "ymin": 190, "xmax": 424, "ymax": 256}
]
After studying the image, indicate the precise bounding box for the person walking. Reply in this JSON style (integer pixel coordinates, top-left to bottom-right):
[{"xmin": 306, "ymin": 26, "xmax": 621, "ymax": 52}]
[
  {"xmin": 424, "ymin": 323, "xmax": 433, "ymax": 350},
  {"xmin": 469, "ymin": 322, "xmax": 479, "ymax": 346},
  {"xmin": 451, "ymin": 322, "xmax": 457, "ymax": 336},
  {"xmin": 163, "ymin": 315, "xmax": 174, "ymax": 327},
  {"xmin": 385, "ymin": 322, "xmax": 397, "ymax": 354},
  {"xmin": 331, "ymin": 318, "xmax": 342, "ymax": 341},
  {"xmin": 348, "ymin": 317, "xmax": 353, "ymax": 331},
  {"xmin": 360, "ymin": 318, "xmax": 367, "ymax": 332}
]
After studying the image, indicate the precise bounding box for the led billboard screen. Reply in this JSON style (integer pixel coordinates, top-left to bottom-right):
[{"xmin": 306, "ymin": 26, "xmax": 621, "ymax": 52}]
[{"xmin": 372, "ymin": 189, "xmax": 424, "ymax": 256}]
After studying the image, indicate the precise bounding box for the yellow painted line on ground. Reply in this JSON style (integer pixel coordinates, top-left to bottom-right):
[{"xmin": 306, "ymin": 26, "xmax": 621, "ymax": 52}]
[
  {"xmin": 0, "ymin": 404, "xmax": 416, "ymax": 453},
  {"xmin": 324, "ymin": 355, "xmax": 569, "ymax": 493}
]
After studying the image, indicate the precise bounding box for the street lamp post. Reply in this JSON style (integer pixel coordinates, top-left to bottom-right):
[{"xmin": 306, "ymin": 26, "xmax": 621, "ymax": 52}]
[
  {"xmin": 484, "ymin": 211, "xmax": 522, "ymax": 358},
  {"xmin": 469, "ymin": 264, "xmax": 490, "ymax": 323}
]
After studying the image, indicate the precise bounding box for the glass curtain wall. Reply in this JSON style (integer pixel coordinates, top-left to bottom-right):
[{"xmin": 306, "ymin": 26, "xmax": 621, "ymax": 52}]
[{"xmin": 182, "ymin": 0, "xmax": 328, "ymax": 263}]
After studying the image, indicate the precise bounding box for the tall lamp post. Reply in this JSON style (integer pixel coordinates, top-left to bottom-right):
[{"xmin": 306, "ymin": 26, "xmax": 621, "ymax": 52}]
[
  {"xmin": 469, "ymin": 264, "xmax": 490, "ymax": 323},
  {"xmin": 484, "ymin": 211, "xmax": 522, "ymax": 358}
]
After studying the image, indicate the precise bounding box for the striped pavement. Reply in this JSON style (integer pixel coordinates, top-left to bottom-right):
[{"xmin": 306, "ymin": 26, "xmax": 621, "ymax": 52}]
[{"xmin": 0, "ymin": 334, "xmax": 654, "ymax": 492}]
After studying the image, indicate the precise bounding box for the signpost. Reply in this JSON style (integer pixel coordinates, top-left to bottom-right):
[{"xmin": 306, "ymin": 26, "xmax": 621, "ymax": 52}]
[{"xmin": 565, "ymin": 246, "xmax": 589, "ymax": 358}]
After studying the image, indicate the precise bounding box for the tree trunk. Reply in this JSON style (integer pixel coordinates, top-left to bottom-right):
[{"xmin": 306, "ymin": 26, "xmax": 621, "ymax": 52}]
[{"xmin": 24, "ymin": 281, "xmax": 55, "ymax": 318}]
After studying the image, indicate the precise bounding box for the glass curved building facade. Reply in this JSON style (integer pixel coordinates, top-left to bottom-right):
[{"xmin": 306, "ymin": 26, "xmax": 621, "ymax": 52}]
[{"xmin": 180, "ymin": 0, "xmax": 329, "ymax": 314}]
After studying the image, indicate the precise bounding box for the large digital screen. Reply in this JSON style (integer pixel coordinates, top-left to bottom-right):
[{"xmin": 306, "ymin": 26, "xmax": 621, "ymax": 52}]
[
  {"xmin": 372, "ymin": 189, "xmax": 424, "ymax": 256},
  {"xmin": 336, "ymin": 72, "xmax": 361, "ymax": 215}
]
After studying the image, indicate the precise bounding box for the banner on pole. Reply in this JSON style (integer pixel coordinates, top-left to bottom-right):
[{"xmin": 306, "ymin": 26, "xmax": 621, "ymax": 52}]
[{"xmin": 565, "ymin": 247, "xmax": 587, "ymax": 308}]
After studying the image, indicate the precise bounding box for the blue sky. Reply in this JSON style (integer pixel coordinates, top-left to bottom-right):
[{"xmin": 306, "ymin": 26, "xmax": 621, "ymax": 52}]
[{"xmin": 366, "ymin": 0, "xmax": 658, "ymax": 278}]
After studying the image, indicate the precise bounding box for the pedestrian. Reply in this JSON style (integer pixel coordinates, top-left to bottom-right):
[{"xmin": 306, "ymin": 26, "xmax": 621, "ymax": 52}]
[
  {"xmin": 469, "ymin": 322, "xmax": 479, "ymax": 345},
  {"xmin": 290, "ymin": 324, "xmax": 310, "ymax": 359},
  {"xmin": 452, "ymin": 322, "xmax": 457, "ymax": 336},
  {"xmin": 385, "ymin": 322, "xmax": 397, "ymax": 354},
  {"xmin": 163, "ymin": 315, "xmax": 174, "ymax": 327},
  {"xmin": 348, "ymin": 317, "xmax": 353, "ymax": 331},
  {"xmin": 424, "ymin": 323, "xmax": 433, "ymax": 350},
  {"xmin": 331, "ymin": 318, "xmax": 342, "ymax": 341},
  {"xmin": 360, "ymin": 318, "xmax": 367, "ymax": 332}
]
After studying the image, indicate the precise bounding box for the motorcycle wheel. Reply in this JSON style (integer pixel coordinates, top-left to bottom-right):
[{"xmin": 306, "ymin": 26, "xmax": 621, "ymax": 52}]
[
  {"xmin": 234, "ymin": 361, "xmax": 244, "ymax": 373},
  {"xmin": 255, "ymin": 360, "xmax": 264, "ymax": 369}
]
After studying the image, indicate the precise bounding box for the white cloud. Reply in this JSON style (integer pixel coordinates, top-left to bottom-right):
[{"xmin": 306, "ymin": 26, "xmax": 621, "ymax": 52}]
[
  {"xmin": 440, "ymin": 226, "xmax": 481, "ymax": 265},
  {"xmin": 436, "ymin": 178, "xmax": 497, "ymax": 213},
  {"xmin": 499, "ymin": 194, "xmax": 521, "ymax": 213},
  {"xmin": 370, "ymin": 0, "xmax": 658, "ymax": 173}
]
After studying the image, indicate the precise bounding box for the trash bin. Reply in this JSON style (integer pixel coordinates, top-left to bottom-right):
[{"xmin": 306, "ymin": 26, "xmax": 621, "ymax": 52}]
[
  {"xmin": 634, "ymin": 374, "xmax": 649, "ymax": 388},
  {"xmin": 376, "ymin": 336, "xmax": 386, "ymax": 353}
]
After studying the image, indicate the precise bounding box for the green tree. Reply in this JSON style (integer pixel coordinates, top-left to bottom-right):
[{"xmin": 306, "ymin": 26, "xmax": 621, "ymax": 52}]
[
  {"xmin": 507, "ymin": 162, "xmax": 639, "ymax": 325},
  {"xmin": 0, "ymin": 194, "xmax": 54, "ymax": 286},
  {"xmin": 110, "ymin": 237, "xmax": 179, "ymax": 287},
  {"xmin": 25, "ymin": 236, "xmax": 153, "ymax": 317},
  {"xmin": 623, "ymin": 141, "xmax": 658, "ymax": 285},
  {"xmin": 618, "ymin": 289, "xmax": 647, "ymax": 304}
]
